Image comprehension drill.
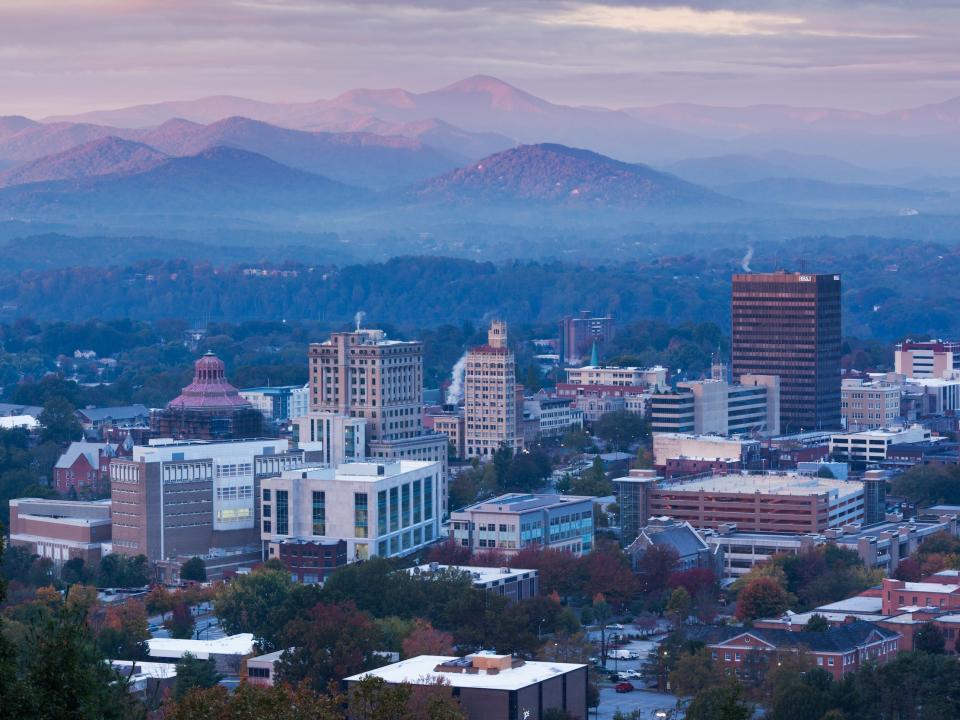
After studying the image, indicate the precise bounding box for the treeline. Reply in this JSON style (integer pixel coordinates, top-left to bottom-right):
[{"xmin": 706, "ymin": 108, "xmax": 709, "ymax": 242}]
[{"xmin": 2, "ymin": 235, "xmax": 960, "ymax": 339}]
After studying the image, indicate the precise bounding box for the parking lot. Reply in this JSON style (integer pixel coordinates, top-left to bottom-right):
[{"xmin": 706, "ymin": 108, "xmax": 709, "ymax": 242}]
[{"xmin": 595, "ymin": 687, "xmax": 682, "ymax": 720}]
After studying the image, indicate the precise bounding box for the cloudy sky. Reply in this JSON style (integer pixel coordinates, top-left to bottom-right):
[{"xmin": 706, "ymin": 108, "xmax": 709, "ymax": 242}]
[{"xmin": 1, "ymin": 0, "xmax": 958, "ymax": 117}]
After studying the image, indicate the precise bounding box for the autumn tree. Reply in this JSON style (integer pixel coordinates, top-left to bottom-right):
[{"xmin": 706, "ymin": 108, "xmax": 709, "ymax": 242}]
[
  {"xmin": 165, "ymin": 601, "xmax": 195, "ymax": 640},
  {"xmin": 736, "ymin": 577, "xmax": 790, "ymax": 622},
  {"xmin": 669, "ymin": 649, "xmax": 724, "ymax": 697},
  {"xmin": 402, "ymin": 620, "xmax": 455, "ymax": 658},
  {"xmin": 686, "ymin": 682, "xmax": 751, "ymax": 720},
  {"xmin": 276, "ymin": 601, "xmax": 381, "ymax": 691}
]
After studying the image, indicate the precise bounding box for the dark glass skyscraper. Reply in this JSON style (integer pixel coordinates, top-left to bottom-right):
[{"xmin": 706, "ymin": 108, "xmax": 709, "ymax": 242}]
[{"xmin": 731, "ymin": 272, "xmax": 841, "ymax": 433}]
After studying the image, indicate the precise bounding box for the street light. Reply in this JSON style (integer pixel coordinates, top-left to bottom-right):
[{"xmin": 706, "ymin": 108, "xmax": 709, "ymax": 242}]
[{"xmin": 538, "ymin": 618, "xmax": 546, "ymax": 641}]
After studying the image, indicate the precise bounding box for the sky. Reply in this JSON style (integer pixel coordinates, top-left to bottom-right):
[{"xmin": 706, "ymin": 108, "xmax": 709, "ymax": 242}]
[{"xmin": 0, "ymin": 0, "xmax": 958, "ymax": 118}]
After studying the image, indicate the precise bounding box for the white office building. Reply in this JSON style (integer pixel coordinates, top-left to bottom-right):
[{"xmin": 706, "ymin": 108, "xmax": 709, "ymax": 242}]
[
  {"xmin": 260, "ymin": 460, "xmax": 442, "ymax": 562},
  {"xmin": 830, "ymin": 425, "xmax": 933, "ymax": 464}
]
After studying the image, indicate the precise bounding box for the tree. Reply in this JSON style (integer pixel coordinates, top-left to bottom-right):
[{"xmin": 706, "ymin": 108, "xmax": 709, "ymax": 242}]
[
  {"xmin": 666, "ymin": 587, "xmax": 692, "ymax": 626},
  {"xmin": 686, "ymin": 682, "xmax": 751, "ymax": 720},
  {"xmin": 402, "ymin": 620, "xmax": 455, "ymax": 658},
  {"xmin": 570, "ymin": 456, "xmax": 612, "ymax": 497},
  {"xmin": 164, "ymin": 681, "xmax": 346, "ymax": 720},
  {"xmin": 635, "ymin": 545, "xmax": 679, "ymax": 597},
  {"xmin": 591, "ymin": 594, "xmax": 613, "ymax": 665},
  {"xmin": 180, "ymin": 556, "xmax": 207, "ymax": 583},
  {"xmin": 669, "ymin": 649, "xmax": 724, "ymax": 697},
  {"xmin": 96, "ymin": 600, "xmax": 150, "ymax": 659},
  {"xmin": 2, "ymin": 599, "xmax": 139, "ymax": 719},
  {"xmin": 736, "ymin": 577, "xmax": 789, "ymax": 622},
  {"xmin": 276, "ymin": 601, "xmax": 381, "ymax": 691},
  {"xmin": 213, "ymin": 565, "xmax": 293, "ymax": 644},
  {"xmin": 804, "ymin": 614, "xmax": 830, "ymax": 632},
  {"xmin": 174, "ymin": 652, "xmax": 223, "ymax": 700},
  {"xmin": 38, "ymin": 396, "xmax": 83, "ymax": 445},
  {"xmin": 60, "ymin": 557, "xmax": 90, "ymax": 586},
  {"xmin": 914, "ymin": 623, "xmax": 946, "ymax": 654},
  {"xmin": 592, "ymin": 410, "xmax": 647, "ymax": 451},
  {"xmin": 145, "ymin": 585, "xmax": 173, "ymax": 621},
  {"xmin": 165, "ymin": 601, "xmax": 195, "ymax": 640}
]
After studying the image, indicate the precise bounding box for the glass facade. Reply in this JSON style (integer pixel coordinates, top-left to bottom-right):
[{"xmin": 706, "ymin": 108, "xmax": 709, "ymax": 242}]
[{"xmin": 378, "ymin": 490, "xmax": 387, "ymax": 535}]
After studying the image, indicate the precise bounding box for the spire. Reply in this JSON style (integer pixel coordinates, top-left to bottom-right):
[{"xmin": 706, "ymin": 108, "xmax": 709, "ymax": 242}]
[{"xmin": 590, "ymin": 341, "xmax": 599, "ymax": 367}]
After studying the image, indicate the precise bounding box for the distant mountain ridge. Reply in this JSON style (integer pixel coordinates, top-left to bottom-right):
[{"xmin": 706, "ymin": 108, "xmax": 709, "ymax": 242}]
[
  {"xmin": 0, "ymin": 145, "xmax": 369, "ymax": 216},
  {"xmin": 0, "ymin": 136, "xmax": 168, "ymax": 187},
  {"xmin": 411, "ymin": 143, "xmax": 726, "ymax": 209}
]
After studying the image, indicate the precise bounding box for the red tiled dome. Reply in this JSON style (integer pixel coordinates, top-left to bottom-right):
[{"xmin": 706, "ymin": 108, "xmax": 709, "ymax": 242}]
[{"xmin": 166, "ymin": 352, "xmax": 251, "ymax": 410}]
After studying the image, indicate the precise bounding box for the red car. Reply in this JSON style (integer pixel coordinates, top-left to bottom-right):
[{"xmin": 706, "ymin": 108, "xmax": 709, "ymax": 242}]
[{"xmin": 615, "ymin": 682, "xmax": 635, "ymax": 694}]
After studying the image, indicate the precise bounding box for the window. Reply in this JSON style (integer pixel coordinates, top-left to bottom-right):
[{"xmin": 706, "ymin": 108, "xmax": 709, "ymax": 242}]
[
  {"xmin": 828, "ymin": 657, "xmax": 835, "ymax": 667},
  {"xmin": 378, "ymin": 491, "xmax": 387, "ymax": 535},
  {"xmin": 355, "ymin": 493, "xmax": 369, "ymax": 538},
  {"xmin": 248, "ymin": 667, "xmax": 270, "ymax": 679},
  {"xmin": 276, "ymin": 490, "xmax": 289, "ymax": 535},
  {"xmin": 312, "ymin": 491, "xmax": 326, "ymax": 536},
  {"xmin": 400, "ymin": 484, "xmax": 411, "ymax": 528},
  {"xmin": 817, "ymin": 657, "xmax": 824, "ymax": 666},
  {"xmin": 263, "ymin": 489, "xmax": 271, "ymax": 501},
  {"xmin": 389, "ymin": 487, "xmax": 399, "ymax": 532},
  {"xmin": 413, "ymin": 480, "xmax": 422, "ymax": 524},
  {"xmin": 263, "ymin": 520, "xmax": 271, "ymax": 533},
  {"xmin": 424, "ymin": 477, "xmax": 433, "ymax": 520}
]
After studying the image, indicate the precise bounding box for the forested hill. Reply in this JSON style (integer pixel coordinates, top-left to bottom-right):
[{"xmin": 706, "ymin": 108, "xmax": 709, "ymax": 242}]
[{"xmin": 0, "ymin": 235, "xmax": 957, "ymax": 340}]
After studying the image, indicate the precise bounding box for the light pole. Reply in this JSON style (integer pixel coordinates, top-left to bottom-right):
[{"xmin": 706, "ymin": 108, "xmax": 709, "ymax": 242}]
[{"xmin": 538, "ymin": 618, "xmax": 546, "ymax": 642}]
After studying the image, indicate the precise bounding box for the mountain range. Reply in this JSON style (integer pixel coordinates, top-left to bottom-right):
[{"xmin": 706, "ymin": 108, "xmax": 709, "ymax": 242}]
[
  {"xmin": 38, "ymin": 75, "xmax": 960, "ymax": 173},
  {"xmin": 0, "ymin": 74, "xmax": 957, "ymax": 235}
]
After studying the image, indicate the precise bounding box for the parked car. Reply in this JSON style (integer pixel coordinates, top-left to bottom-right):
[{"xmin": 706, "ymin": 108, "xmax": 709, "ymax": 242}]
[
  {"xmin": 615, "ymin": 682, "xmax": 635, "ymax": 693},
  {"xmin": 610, "ymin": 623, "xmax": 624, "ymax": 631}
]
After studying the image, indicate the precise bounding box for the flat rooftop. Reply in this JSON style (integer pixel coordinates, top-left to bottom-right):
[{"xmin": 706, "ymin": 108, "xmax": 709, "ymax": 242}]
[
  {"xmin": 346, "ymin": 654, "xmax": 585, "ymax": 692},
  {"xmin": 660, "ymin": 473, "xmax": 863, "ymax": 498},
  {"xmin": 458, "ymin": 493, "xmax": 594, "ymax": 514},
  {"xmin": 278, "ymin": 459, "xmax": 438, "ymax": 483},
  {"xmin": 816, "ymin": 596, "xmax": 885, "ymax": 615},
  {"xmin": 147, "ymin": 634, "xmax": 255, "ymax": 660},
  {"xmin": 894, "ymin": 582, "xmax": 960, "ymax": 594},
  {"xmin": 409, "ymin": 564, "xmax": 537, "ymax": 585}
]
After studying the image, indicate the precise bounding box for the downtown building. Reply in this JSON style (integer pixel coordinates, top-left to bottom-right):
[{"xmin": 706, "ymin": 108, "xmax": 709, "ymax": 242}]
[
  {"xmin": 304, "ymin": 327, "xmax": 449, "ymax": 513},
  {"xmin": 150, "ymin": 353, "xmax": 265, "ymax": 441},
  {"xmin": 110, "ymin": 438, "xmax": 304, "ymax": 565},
  {"xmin": 463, "ymin": 321, "xmax": 523, "ymax": 459},
  {"xmin": 559, "ymin": 310, "xmax": 615, "ymax": 366},
  {"xmin": 260, "ymin": 459, "xmax": 442, "ymax": 563},
  {"xmin": 650, "ymin": 374, "xmax": 780, "ymax": 437},
  {"xmin": 732, "ymin": 272, "xmax": 842, "ymax": 433}
]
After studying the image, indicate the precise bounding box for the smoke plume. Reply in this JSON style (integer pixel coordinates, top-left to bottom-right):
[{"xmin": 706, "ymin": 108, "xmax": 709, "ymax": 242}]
[{"xmin": 446, "ymin": 353, "xmax": 469, "ymax": 405}]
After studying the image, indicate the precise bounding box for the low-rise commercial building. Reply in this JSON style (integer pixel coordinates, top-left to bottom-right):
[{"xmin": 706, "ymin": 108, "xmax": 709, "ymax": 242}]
[
  {"xmin": 346, "ymin": 653, "xmax": 588, "ymax": 720},
  {"xmin": 450, "ymin": 493, "xmax": 595, "ymax": 557},
  {"xmin": 830, "ymin": 425, "xmax": 932, "ymax": 464},
  {"xmin": 246, "ymin": 649, "xmax": 287, "ymax": 687},
  {"xmin": 564, "ymin": 365, "xmax": 666, "ymax": 389},
  {"xmin": 54, "ymin": 441, "xmax": 121, "ymax": 496},
  {"xmin": 652, "ymin": 433, "xmax": 760, "ymax": 470},
  {"xmin": 410, "ymin": 563, "xmax": 539, "ymax": 602},
  {"xmin": 146, "ymin": 634, "xmax": 255, "ymax": 674},
  {"xmin": 615, "ymin": 471, "xmax": 867, "ymax": 535},
  {"xmin": 702, "ymin": 621, "xmax": 900, "ymax": 682},
  {"xmin": 267, "ymin": 537, "xmax": 348, "ymax": 583},
  {"xmin": 8, "ymin": 497, "xmax": 112, "ymax": 566},
  {"xmin": 523, "ymin": 396, "xmax": 583, "ymax": 439},
  {"xmin": 650, "ymin": 375, "xmax": 780, "ymax": 437},
  {"xmin": 260, "ymin": 460, "xmax": 442, "ymax": 562}
]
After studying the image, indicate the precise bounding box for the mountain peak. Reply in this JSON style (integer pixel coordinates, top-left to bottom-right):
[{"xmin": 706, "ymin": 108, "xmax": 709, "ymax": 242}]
[
  {"xmin": 413, "ymin": 142, "xmax": 719, "ymax": 208},
  {"xmin": 0, "ymin": 135, "xmax": 168, "ymax": 188}
]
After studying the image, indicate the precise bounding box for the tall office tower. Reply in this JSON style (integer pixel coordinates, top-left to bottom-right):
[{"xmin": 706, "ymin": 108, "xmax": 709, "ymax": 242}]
[
  {"xmin": 464, "ymin": 320, "xmax": 523, "ymax": 459},
  {"xmin": 560, "ymin": 310, "xmax": 615, "ymax": 365},
  {"xmin": 309, "ymin": 328, "xmax": 423, "ymax": 441},
  {"xmin": 307, "ymin": 327, "xmax": 449, "ymax": 514},
  {"xmin": 732, "ymin": 272, "xmax": 842, "ymax": 433}
]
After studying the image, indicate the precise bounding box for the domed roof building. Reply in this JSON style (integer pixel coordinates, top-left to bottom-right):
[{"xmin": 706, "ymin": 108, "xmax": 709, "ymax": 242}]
[{"xmin": 151, "ymin": 352, "xmax": 265, "ymax": 440}]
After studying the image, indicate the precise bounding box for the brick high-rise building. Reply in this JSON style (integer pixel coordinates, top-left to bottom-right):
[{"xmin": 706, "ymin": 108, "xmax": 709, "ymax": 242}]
[
  {"xmin": 306, "ymin": 327, "xmax": 449, "ymax": 514},
  {"xmin": 464, "ymin": 321, "xmax": 522, "ymax": 459},
  {"xmin": 309, "ymin": 329, "xmax": 423, "ymax": 441},
  {"xmin": 732, "ymin": 272, "xmax": 842, "ymax": 432}
]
